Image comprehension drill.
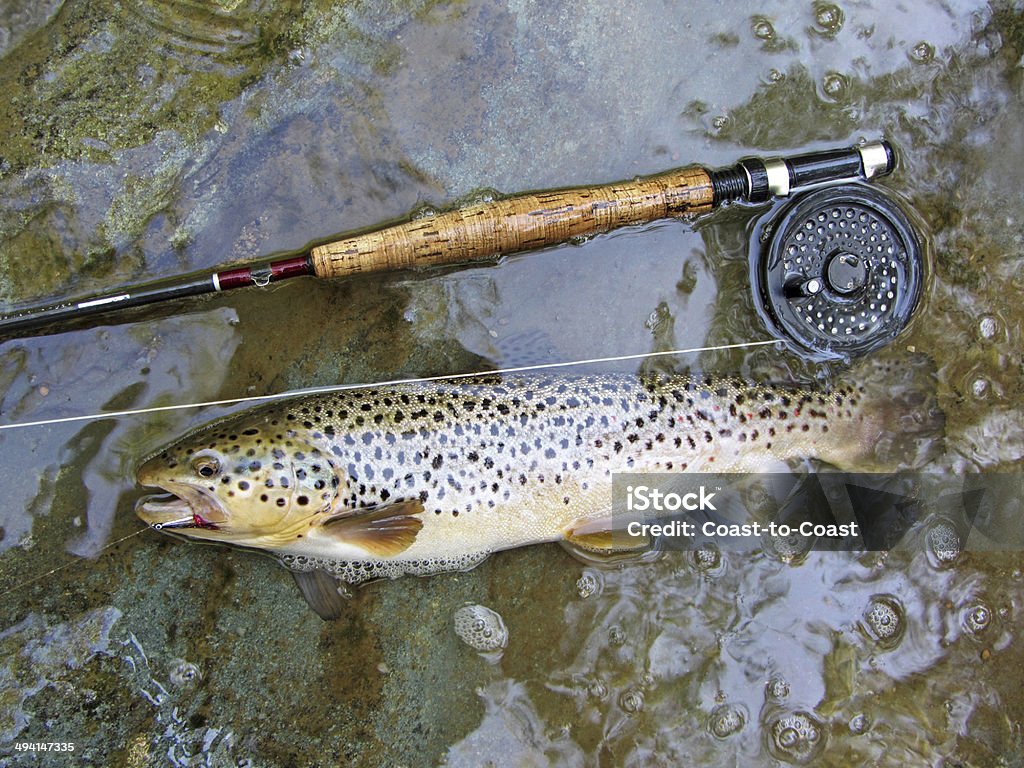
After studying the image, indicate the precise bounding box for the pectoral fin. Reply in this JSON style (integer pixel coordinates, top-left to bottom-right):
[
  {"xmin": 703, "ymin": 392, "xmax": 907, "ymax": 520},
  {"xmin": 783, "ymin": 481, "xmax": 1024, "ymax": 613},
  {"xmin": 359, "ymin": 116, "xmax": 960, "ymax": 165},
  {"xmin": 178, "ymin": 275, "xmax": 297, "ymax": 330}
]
[
  {"xmin": 561, "ymin": 516, "xmax": 658, "ymax": 567},
  {"xmin": 563, "ymin": 516, "xmax": 650, "ymax": 553},
  {"xmin": 291, "ymin": 569, "xmax": 350, "ymax": 621},
  {"xmin": 320, "ymin": 499, "xmax": 424, "ymax": 557}
]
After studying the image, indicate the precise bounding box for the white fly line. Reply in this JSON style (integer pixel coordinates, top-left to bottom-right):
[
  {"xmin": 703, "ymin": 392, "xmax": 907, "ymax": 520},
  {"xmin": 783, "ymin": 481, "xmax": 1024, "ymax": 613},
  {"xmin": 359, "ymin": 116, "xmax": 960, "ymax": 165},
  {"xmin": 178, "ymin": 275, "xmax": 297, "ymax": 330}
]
[{"xmin": 0, "ymin": 339, "xmax": 780, "ymax": 431}]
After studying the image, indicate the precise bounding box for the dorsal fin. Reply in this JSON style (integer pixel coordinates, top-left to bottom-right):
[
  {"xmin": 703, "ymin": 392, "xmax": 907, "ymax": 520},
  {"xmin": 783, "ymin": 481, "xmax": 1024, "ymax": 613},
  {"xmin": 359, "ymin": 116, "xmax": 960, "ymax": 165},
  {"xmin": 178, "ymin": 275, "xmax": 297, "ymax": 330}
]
[
  {"xmin": 291, "ymin": 569, "xmax": 349, "ymax": 620},
  {"xmin": 320, "ymin": 499, "xmax": 424, "ymax": 557}
]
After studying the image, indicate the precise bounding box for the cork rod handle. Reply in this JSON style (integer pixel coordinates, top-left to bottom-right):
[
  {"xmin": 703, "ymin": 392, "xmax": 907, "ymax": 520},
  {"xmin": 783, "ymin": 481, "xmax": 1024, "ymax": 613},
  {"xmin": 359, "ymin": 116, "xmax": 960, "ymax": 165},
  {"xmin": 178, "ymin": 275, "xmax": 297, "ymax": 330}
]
[{"xmin": 310, "ymin": 167, "xmax": 714, "ymax": 279}]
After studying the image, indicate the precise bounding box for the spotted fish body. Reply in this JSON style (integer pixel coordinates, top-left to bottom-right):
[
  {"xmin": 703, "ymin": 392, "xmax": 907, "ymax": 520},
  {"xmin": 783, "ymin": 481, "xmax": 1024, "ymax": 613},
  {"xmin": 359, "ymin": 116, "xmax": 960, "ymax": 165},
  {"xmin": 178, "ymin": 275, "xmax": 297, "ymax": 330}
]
[{"xmin": 136, "ymin": 362, "xmax": 941, "ymax": 600}]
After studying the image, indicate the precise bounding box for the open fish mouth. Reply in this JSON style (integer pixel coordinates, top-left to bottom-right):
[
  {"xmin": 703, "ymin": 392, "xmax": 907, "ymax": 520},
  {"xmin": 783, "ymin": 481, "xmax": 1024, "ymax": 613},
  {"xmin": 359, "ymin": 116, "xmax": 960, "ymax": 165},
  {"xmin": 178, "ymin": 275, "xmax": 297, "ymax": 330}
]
[{"xmin": 136, "ymin": 492, "xmax": 222, "ymax": 531}]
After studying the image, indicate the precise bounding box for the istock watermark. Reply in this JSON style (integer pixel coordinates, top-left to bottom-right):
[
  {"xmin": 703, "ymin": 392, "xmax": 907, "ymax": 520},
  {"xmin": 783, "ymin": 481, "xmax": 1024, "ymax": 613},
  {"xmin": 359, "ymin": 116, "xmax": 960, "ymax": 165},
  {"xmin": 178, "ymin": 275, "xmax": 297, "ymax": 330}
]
[
  {"xmin": 610, "ymin": 472, "xmax": 1024, "ymax": 553},
  {"xmin": 625, "ymin": 484, "xmax": 719, "ymax": 512}
]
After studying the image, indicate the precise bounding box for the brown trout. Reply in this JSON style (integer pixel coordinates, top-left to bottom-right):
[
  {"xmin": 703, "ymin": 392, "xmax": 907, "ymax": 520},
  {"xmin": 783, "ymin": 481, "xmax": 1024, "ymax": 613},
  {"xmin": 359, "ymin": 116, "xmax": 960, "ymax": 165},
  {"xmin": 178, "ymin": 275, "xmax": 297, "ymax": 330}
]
[{"xmin": 136, "ymin": 358, "xmax": 942, "ymax": 618}]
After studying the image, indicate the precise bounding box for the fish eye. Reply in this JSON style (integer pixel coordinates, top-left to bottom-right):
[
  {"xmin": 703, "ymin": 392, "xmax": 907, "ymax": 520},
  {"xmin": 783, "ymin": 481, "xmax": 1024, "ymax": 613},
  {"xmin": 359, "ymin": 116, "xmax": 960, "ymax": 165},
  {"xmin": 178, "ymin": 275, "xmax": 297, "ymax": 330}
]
[{"xmin": 192, "ymin": 457, "xmax": 221, "ymax": 478}]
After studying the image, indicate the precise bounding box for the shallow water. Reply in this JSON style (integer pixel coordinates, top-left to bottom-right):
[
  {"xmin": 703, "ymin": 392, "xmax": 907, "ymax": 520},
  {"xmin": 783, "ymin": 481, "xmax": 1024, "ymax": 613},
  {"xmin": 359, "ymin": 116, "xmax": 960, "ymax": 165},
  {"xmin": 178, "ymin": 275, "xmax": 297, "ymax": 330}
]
[{"xmin": 0, "ymin": 0, "xmax": 1022, "ymax": 765}]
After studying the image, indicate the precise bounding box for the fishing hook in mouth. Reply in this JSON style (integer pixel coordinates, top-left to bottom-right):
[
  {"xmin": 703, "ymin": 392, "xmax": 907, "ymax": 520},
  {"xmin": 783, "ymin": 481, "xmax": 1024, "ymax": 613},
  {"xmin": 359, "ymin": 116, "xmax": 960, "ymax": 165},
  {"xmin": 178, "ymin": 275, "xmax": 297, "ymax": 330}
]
[
  {"xmin": 138, "ymin": 491, "xmax": 221, "ymax": 530},
  {"xmin": 152, "ymin": 513, "xmax": 220, "ymax": 531},
  {"xmin": 151, "ymin": 515, "xmax": 198, "ymax": 531}
]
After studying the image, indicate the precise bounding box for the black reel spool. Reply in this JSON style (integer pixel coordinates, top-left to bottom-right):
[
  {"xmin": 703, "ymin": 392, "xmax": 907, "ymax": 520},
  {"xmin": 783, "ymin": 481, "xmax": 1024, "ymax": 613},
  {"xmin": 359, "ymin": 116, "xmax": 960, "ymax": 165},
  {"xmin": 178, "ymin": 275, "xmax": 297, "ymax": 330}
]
[{"xmin": 752, "ymin": 183, "xmax": 923, "ymax": 359}]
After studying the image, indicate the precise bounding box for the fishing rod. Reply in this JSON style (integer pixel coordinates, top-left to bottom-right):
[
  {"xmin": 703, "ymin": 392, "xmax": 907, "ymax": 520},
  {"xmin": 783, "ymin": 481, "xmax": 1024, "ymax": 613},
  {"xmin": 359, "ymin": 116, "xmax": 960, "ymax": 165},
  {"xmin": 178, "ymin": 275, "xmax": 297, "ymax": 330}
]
[{"xmin": 0, "ymin": 140, "xmax": 920, "ymax": 357}]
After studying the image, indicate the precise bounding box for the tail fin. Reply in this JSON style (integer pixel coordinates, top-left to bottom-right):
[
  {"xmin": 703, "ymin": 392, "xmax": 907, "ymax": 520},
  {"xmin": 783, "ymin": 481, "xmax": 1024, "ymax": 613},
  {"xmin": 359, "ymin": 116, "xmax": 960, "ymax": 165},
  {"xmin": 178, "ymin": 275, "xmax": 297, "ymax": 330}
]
[{"xmin": 845, "ymin": 353, "xmax": 945, "ymax": 471}]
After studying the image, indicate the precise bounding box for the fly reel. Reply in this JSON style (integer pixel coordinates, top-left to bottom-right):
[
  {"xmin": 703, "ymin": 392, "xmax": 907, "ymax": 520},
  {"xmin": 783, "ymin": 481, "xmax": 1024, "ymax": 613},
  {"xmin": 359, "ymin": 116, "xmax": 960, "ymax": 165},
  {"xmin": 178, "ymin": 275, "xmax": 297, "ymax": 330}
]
[{"xmin": 750, "ymin": 183, "xmax": 923, "ymax": 359}]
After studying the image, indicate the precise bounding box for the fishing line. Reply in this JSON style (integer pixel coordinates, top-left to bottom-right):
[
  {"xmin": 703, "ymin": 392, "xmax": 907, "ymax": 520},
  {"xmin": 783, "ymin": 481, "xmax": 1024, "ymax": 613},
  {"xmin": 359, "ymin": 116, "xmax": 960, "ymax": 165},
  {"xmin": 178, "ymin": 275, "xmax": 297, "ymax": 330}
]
[
  {"xmin": 0, "ymin": 528, "xmax": 147, "ymax": 599},
  {"xmin": 0, "ymin": 338, "xmax": 780, "ymax": 432}
]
